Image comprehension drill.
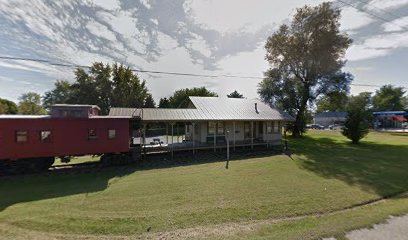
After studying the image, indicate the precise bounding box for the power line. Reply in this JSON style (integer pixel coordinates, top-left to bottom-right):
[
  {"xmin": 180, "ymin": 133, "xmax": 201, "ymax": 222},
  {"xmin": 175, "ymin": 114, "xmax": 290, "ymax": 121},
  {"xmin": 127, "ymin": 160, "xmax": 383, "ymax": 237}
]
[
  {"xmin": 356, "ymin": 0, "xmax": 403, "ymax": 19},
  {"xmin": 0, "ymin": 55, "xmax": 405, "ymax": 89},
  {"xmin": 337, "ymin": 0, "xmax": 408, "ymax": 31}
]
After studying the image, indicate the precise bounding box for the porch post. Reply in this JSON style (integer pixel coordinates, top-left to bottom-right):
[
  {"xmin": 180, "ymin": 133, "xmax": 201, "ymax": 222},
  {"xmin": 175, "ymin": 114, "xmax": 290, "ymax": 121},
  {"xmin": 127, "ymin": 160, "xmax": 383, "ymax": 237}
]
[
  {"xmin": 265, "ymin": 122, "xmax": 269, "ymax": 149},
  {"xmin": 140, "ymin": 124, "xmax": 144, "ymax": 157},
  {"xmin": 171, "ymin": 122, "xmax": 174, "ymax": 158},
  {"xmin": 166, "ymin": 123, "xmax": 169, "ymax": 144},
  {"xmin": 251, "ymin": 121, "xmax": 254, "ymax": 150},
  {"xmin": 233, "ymin": 121, "xmax": 236, "ymax": 151},
  {"xmin": 176, "ymin": 123, "xmax": 179, "ymax": 143},
  {"xmin": 143, "ymin": 123, "xmax": 147, "ymax": 145},
  {"xmin": 213, "ymin": 122, "xmax": 216, "ymax": 152},
  {"xmin": 192, "ymin": 122, "xmax": 195, "ymax": 155}
]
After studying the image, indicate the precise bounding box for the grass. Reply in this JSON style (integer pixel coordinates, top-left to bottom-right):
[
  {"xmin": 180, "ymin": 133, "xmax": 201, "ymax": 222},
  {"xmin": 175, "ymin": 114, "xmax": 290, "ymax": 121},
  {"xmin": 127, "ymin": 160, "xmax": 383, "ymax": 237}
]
[{"xmin": 0, "ymin": 130, "xmax": 407, "ymax": 239}]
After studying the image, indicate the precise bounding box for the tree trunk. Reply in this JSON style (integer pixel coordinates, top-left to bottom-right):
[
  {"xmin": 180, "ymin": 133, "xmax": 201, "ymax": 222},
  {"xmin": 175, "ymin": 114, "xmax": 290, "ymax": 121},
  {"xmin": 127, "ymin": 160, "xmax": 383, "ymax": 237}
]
[{"xmin": 292, "ymin": 85, "xmax": 310, "ymax": 137}]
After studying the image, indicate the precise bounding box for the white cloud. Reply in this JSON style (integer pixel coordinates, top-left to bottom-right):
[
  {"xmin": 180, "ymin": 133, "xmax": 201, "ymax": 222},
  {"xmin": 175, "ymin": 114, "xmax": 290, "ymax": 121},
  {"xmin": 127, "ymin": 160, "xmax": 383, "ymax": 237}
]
[
  {"xmin": 340, "ymin": 7, "xmax": 375, "ymax": 31},
  {"xmin": 367, "ymin": 0, "xmax": 408, "ymax": 10},
  {"xmin": 189, "ymin": 34, "xmax": 212, "ymax": 58},
  {"xmin": 98, "ymin": 11, "xmax": 137, "ymax": 37},
  {"xmin": 383, "ymin": 16, "xmax": 408, "ymax": 32},
  {"xmin": 86, "ymin": 20, "xmax": 117, "ymax": 42},
  {"xmin": 347, "ymin": 32, "xmax": 408, "ymax": 61},
  {"xmin": 90, "ymin": 0, "xmax": 120, "ymax": 11},
  {"xmin": 189, "ymin": 0, "xmax": 326, "ymax": 32}
]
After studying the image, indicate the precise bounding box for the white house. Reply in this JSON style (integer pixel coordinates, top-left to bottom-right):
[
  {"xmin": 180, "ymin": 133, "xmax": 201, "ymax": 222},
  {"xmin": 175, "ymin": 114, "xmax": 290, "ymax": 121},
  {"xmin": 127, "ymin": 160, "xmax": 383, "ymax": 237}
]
[{"xmin": 109, "ymin": 96, "xmax": 293, "ymax": 153}]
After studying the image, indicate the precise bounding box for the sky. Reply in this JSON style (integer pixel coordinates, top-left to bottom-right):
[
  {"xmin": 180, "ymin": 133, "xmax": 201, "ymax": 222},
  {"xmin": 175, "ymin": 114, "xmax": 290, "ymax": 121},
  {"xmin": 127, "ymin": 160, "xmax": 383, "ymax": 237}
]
[{"xmin": 0, "ymin": 0, "xmax": 407, "ymax": 103}]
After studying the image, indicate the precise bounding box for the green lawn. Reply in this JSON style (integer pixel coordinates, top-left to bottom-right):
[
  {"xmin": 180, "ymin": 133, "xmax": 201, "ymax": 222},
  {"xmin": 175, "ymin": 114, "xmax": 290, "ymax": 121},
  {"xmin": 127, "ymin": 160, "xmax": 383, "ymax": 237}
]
[{"xmin": 0, "ymin": 130, "xmax": 407, "ymax": 239}]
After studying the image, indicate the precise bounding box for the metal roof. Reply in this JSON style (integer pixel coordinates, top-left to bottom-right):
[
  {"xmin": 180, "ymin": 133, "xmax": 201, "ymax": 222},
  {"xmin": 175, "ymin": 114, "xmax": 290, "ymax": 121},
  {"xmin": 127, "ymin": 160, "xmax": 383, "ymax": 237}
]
[
  {"xmin": 109, "ymin": 97, "xmax": 293, "ymax": 121},
  {"xmin": 373, "ymin": 111, "xmax": 407, "ymax": 116}
]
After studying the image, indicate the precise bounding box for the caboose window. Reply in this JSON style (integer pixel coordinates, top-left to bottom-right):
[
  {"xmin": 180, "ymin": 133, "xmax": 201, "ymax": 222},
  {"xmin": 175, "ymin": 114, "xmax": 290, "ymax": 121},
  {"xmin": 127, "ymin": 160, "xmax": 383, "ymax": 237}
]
[
  {"xmin": 16, "ymin": 130, "xmax": 28, "ymax": 143},
  {"xmin": 88, "ymin": 129, "xmax": 97, "ymax": 140},
  {"xmin": 108, "ymin": 129, "xmax": 116, "ymax": 139},
  {"xmin": 40, "ymin": 131, "xmax": 52, "ymax": 142}
]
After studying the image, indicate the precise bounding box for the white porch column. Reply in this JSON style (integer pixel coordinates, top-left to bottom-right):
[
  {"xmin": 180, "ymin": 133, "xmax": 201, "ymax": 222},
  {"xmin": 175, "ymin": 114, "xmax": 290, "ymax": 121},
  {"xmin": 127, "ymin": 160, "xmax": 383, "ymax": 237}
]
[{"xmin": 251, "ymin": 121, "xmax": 254, "ymax": 150}]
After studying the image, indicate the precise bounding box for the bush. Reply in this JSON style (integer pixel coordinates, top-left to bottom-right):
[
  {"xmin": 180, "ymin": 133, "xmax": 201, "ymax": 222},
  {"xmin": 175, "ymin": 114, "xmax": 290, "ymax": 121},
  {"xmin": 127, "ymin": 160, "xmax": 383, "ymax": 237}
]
[{"xmin": 342, "ymin": 108, "xmax": 370, "ymax": 144}]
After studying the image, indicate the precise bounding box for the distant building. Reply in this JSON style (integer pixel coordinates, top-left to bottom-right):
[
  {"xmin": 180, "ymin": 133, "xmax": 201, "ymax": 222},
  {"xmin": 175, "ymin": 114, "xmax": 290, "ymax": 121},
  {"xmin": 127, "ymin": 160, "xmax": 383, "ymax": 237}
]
[
  {"xmin": 314, "ymin": 112, "xmax": 347, "ymax": 126},
  {"xmin": 373, "ymin": 111, "xmax": 407, "ymax": 129}
]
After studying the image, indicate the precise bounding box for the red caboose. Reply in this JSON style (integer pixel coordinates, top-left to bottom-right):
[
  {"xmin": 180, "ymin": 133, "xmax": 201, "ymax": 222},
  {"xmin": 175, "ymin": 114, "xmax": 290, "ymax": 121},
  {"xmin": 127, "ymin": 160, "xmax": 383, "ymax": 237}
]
[{"xmin": 0, "ymin": 105, "xmax": 131, "ymax": 173}]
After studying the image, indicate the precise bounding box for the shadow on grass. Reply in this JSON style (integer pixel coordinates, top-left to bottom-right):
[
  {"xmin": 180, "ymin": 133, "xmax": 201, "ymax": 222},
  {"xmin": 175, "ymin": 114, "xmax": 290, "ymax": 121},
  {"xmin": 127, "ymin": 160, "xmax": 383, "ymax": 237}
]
[
  {"xmin": 291, "ymin": 136, "xmax": 408, "ymax": 197},
  {"xmin": 137, "ymin": 146, "xmax": 282, "ymax": 170},
  {"xmin": 0, "ymin": 167, "xmax": 137, "ymax": 212},
  {"xmin": 0, "ymin": 146, "xmax": 282, "ymax": 212}
]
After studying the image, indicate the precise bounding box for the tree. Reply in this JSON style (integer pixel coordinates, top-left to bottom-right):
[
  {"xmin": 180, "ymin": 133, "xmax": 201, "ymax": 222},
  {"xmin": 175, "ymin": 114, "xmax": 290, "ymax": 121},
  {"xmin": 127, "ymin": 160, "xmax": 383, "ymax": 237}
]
[
  {"xmin": 45, "ymin": 62, "xmax": 151, "ymax": 114},
  {"xmin": 18, "ymin": 92, "xmax": 47, "ymax": 115},
  {"xmin": 110, "ymin": 63, "xmax": 149, "ymax": 110},
  {"xmin": 158, "ymin": 98, "xmax": 171, "ymax": 108},
  {"xmin": 168, "ymin": 87, "xmax": 217, "ymax": 108},
  {"xmin": 0, "ymin": 98, "xmax": 18, "ymax": 114},
  {"xmin": 316, "ymin": 92, "xmax": 349, "ymax": 113},
  {"xmin": 70, "ymin": 62, "xmax": 113, "ymax": 114},
  {"xmin": 259, "ymin": 2, "xmax": 352, "ymax": 137},
  {"xmin": 372, "ymin": 85, "xmax": 406, "ymax": 111},
  {"xmin": 42, "ymin": 80, "xmax": 75, "ymax": 108},
  {"xmin": 143, "ymin": 94, "xmax": 156, "ymax": 108},
  {"xmin": 342, "ymin": 92, "xmax": 372, "ymax": 144},
  {"xmin": 227, "ymin": 90, "xmax": 244, "ymax": 98}
]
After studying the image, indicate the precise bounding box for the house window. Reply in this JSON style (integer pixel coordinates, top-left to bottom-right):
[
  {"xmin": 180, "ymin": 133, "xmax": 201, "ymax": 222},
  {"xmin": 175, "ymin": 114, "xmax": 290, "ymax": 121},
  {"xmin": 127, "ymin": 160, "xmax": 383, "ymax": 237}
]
[
  {"xmin": 208, "ymin": 121, "xmax": 216, "ymax": 135},
  {"xmin": 40, "ymin": 130, "xmax": 52, "ymax": 143},
  {"xmin": 108, "ymin": 129, "xmax": 116, "ymax": 139},
  {"xmin": 88, "ymin": 129, "xmax": 97, "ymax": 140},
  {"xmin": 267, "ymin": 122, "xmax": 273, "ymax": 134},
  {"xmin": 217, "ymin": 122, "xmax": 224, "ymax": 135},
  {"xmin": 16, "ymin": 130, "xmax": 28, "ymax": 143}
]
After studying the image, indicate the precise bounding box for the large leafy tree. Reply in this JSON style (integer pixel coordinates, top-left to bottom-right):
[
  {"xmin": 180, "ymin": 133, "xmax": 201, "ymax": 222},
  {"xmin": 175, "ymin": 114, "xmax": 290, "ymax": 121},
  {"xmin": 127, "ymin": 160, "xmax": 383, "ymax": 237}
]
[
  {"xmin": 143, "ymin": 93, "xmax": 156, "ymax": 108},
  {"xmin": 18, "ymin": 92, "xmax": 47, "ymax": 115},
  {"xmin": 158, "ymin": 97, "xmax": 171, "ymax": 108},
  {"xmin": 316, "ymin": 92, "xmax": 349, "ymax": 113},
  {"xmin": 44, "ymin": 62, "xmax": 151, "ymax": 114},
  {"xmin": 43, "ymin": 80, "xmax": 75, "ymax": 108},
  {"xmin": 110, "ymin": 63, "xmax": 149, "ymax": 110},
  {"xmin": 227, "ymin": 90, "xmax": 244, "ymax": 98},
  {"xmin": 0, "ymin": 98, "xmax": 18, "ymax": 114},
  {"xmin": 168, "ymin": 87, "xmax": 217, "ymax": 108},
  {"xmin": 342, "ymin": 92, "xmax": 372, "ymax": 144},
  {"xmin": 258, "ymin": 2, "xmax": 352, "ymax": 137},
  {"xmin": 372, "ymin": 85, "xmax": 407, "ymax": 111}
]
